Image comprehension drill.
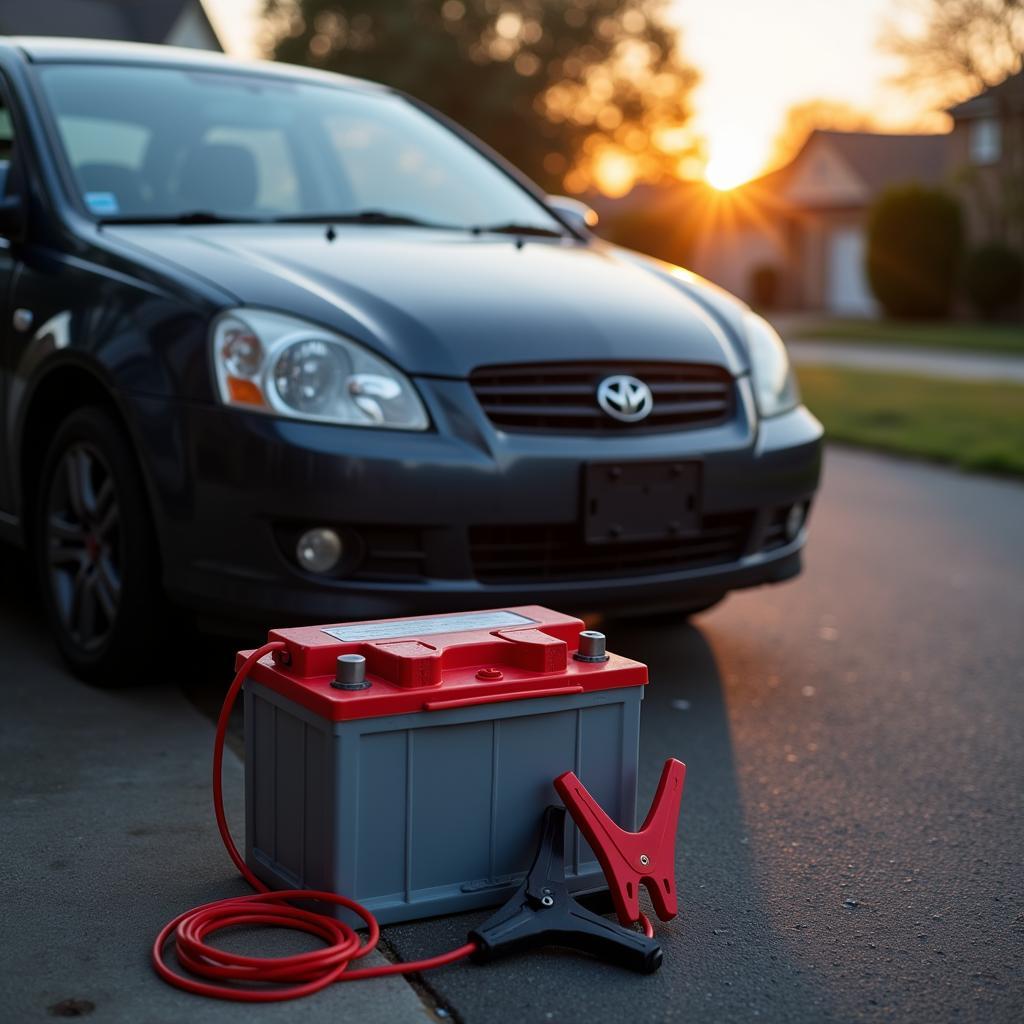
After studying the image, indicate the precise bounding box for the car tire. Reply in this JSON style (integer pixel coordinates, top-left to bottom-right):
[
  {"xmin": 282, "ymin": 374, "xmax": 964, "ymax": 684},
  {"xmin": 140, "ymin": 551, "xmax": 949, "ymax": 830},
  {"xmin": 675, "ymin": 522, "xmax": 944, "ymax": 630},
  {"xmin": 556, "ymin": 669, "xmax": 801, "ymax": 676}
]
[{"xmin": 32, "ymin": 405, "xmax": 162, "ymax": 686}]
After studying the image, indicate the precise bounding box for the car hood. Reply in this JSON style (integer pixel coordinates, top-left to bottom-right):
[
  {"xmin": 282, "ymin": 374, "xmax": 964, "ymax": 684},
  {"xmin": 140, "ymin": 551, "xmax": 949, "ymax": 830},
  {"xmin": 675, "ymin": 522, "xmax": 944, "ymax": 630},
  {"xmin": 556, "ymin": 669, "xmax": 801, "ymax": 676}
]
[{"xmin": 106, "ymin": 225, "xmax": 749, "ymax": 378}]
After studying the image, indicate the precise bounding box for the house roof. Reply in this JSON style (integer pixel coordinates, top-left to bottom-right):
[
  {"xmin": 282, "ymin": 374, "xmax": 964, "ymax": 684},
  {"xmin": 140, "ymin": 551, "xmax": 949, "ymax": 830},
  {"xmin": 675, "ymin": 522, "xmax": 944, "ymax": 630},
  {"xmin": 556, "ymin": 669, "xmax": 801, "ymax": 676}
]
[
  {"xmin": 948, "ymin": 69, "xmax": 1024, "ymax": 119},
  {"xmin": 736, "ymin": 130, "xmax": 948, "ymax": 201},
  {"xmin": 797, "ymin": 130, "xmax": 948, "ymax": 194},
  {"xmin": 0, "ymin": 0, "xmax": 220, "ymax": 49}
]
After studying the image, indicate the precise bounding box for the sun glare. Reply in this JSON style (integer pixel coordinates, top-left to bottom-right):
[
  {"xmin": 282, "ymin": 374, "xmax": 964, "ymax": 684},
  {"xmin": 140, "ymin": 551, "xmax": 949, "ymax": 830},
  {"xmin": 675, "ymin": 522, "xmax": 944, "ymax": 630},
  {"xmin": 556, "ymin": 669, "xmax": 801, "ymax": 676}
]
[
  {"xmin": 703, "ymin": 133, "xmax": 765, "ymax": 191},
  {"xmin": 705, "ymin": 160, "xmax": 747, "ymax": 191}
]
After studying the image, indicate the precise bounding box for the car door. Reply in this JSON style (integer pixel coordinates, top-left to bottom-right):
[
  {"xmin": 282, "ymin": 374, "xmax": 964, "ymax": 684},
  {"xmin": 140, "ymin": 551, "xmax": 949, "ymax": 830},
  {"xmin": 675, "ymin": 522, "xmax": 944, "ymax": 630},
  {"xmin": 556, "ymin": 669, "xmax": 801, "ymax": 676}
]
[{"xmin": 0, "ymin": 79, "xmax": 22, "ymax": 521}]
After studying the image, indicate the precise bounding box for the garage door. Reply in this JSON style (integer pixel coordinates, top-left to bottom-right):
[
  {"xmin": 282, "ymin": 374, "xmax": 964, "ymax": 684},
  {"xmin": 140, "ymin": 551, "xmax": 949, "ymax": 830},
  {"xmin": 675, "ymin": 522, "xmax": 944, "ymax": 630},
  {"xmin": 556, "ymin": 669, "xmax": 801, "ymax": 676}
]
[{"xmin": 826, "ymin": 227, "xmax": 877, "ymax": 316}]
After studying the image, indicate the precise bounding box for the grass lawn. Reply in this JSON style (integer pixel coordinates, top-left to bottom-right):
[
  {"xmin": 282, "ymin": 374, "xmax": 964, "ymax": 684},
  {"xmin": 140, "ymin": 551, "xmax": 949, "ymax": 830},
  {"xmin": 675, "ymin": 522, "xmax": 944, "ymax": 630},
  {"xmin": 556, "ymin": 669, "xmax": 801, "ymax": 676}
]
[
  {"xmin": 786, "ymin": 318, "xmax": 1024, "ymax": 355},
  {"xmin": 796, "ymin": 365, "xmax": 1024, "ymax": 477}
]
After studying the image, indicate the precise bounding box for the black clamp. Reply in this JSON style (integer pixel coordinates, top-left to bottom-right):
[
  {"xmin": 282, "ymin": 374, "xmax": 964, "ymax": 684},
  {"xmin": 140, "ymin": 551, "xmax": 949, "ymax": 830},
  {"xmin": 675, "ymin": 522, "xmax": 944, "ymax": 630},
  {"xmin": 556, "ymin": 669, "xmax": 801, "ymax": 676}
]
[{"xmin": 468, "ymin": 806, "xmax": 662, "ymax": 974}]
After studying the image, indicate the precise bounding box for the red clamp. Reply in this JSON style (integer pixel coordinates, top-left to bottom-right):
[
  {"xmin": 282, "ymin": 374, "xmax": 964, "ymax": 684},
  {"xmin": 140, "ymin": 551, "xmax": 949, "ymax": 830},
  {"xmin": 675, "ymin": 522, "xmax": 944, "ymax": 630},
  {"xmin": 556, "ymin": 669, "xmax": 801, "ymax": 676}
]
[{"xmin": 555, "ymin": 758, "xmax": 685, "ymax": 927}]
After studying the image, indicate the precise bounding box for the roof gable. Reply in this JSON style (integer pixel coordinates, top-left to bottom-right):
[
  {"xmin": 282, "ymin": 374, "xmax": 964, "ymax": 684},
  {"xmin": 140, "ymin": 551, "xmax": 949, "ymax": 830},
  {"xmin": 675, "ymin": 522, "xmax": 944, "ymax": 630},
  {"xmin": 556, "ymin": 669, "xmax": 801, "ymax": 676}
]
[{"xmin": 781, "ymin": 134, "xmax": 869, "ymax": 208}]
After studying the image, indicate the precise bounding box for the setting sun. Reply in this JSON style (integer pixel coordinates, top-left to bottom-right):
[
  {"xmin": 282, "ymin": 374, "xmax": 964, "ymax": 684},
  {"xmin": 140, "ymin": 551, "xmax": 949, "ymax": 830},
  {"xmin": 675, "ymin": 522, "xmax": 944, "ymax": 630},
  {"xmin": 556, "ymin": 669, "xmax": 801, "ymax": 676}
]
[
  {"xmin": 702, "ymin": 132, "xmax": 765, "ymax": 191},
  {"xmin": 704, "ymin": 160, "xmax": 746, "ymax": 191}
]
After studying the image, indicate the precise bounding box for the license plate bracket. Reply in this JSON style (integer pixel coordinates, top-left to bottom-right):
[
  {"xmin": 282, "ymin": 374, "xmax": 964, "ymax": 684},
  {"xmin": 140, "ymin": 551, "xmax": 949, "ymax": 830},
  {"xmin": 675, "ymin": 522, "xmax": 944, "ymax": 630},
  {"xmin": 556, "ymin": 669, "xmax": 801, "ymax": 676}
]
[{"xmin": 583, "ymin": 461, "xmax": 701, "ymax": 545}]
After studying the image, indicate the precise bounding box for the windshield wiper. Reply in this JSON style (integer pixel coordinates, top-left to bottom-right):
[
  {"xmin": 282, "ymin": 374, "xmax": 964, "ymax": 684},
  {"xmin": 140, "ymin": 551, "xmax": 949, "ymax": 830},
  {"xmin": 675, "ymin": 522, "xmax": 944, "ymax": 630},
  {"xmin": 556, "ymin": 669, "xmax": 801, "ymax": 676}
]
[
  {"xmin": 276, "ymin": 212, "xmax": 565, "ymax": 236},
  {"xmin": 272, "ymin": 209, "xmax": 457, "ymax": 229},
  {"xmin": 471, "ymin": 222, "xmax": 565, "ymax": 238},
  {"xmin": 98, "ymin": 209, "xmax": 565, "ymax": 237},
  {"xmin": 99, "ymin": 211, "xmax": 268, "ymax": 225},
  {"xmin": 98, "ymin": 210, "xmax": 565, "ymax": 236}
]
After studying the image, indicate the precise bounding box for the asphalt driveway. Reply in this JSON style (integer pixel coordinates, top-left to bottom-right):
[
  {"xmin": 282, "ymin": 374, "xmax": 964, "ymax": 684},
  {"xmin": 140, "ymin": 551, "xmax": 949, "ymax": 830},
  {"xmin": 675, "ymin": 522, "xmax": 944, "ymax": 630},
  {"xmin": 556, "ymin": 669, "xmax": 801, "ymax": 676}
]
[{"xmin": 2, "ymin": 446, "xmax": 1022, "ymax": 1022}]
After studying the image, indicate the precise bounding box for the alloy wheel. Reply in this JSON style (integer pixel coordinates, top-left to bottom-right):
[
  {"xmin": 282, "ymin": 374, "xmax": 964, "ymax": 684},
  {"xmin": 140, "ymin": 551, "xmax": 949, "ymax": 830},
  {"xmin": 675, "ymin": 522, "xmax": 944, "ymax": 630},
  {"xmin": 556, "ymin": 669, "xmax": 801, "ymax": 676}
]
[{"xmin": 44, "ymin": 442, "xmax": 122, "ymax": 653}]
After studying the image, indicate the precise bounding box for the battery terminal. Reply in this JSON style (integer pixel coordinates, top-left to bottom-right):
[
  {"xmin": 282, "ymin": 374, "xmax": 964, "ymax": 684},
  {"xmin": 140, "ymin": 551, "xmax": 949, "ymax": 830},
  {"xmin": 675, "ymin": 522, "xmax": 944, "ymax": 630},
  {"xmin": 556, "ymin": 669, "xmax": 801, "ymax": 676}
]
[
  {"xmin": 332, "ymin": 653, "xmax": 371, "ymax": 690},
  {"xmin": 574, "ymin": 630, "xmax": 610, "ymax": 663}
]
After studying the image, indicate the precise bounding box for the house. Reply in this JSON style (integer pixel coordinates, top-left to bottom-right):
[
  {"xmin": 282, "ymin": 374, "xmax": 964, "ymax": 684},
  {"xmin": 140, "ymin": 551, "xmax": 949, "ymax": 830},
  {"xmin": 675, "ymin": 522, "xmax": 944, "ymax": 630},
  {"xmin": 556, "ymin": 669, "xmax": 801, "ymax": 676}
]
[
  {"xmin": 613, "ymin": 77, "xmax": 1024, "ymax": 317},
  {"xmin": 0, "ymin": 0, "xmax": 221, "ymax": 51},
  {"xmin": 946, "ymin": 70, "xmax": 1024, "ymax": 248},
  {"xmin": 685, "ymin": 130, "xmax": 949, "ymax": 315}
]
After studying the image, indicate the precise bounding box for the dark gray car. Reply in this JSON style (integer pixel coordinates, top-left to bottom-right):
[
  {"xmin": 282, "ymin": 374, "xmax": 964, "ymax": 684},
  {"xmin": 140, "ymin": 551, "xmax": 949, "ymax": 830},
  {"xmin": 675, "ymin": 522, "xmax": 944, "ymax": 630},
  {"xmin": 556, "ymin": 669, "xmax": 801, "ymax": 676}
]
[{"xmin": 0, "ymin": 39, "xmax": 822, "ymax": 681}]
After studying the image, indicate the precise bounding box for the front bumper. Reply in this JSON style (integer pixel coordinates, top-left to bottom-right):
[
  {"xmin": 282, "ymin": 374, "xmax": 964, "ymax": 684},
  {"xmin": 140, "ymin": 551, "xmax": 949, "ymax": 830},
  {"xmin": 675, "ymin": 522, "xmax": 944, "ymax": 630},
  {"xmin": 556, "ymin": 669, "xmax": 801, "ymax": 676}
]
[{"xmin": 125, "ymin": 374, "xmax": 823, "ymax": 626}]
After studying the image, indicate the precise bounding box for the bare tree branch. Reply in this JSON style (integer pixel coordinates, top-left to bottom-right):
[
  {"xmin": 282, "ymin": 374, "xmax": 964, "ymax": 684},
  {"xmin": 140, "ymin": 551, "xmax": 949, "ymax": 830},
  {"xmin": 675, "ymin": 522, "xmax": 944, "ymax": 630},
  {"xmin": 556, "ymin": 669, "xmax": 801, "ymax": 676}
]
[{"xmin": 883, "ymin": 0, "xmax": 1024, "ymax": 106}]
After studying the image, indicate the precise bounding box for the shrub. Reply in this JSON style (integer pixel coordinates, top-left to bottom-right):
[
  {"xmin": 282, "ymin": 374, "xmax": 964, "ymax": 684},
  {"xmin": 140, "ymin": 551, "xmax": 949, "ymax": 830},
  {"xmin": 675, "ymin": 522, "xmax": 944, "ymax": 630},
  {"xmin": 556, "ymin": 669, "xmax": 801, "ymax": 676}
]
[
  {"xmin": 964, "ymin": 243, "xmax": 1024, "ymax": 319},
  {"xmin": 866, "ymin": 185, "xmax": 964, "ymax": 318}
]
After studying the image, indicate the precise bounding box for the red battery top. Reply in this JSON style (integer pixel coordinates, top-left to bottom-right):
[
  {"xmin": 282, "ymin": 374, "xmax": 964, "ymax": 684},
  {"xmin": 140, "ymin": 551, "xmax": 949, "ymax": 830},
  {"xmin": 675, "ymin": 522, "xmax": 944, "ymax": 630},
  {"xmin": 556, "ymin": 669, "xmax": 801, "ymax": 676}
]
[{"xmin": 240, "ymin": 606, "xmax": 647, "ymax": 721}]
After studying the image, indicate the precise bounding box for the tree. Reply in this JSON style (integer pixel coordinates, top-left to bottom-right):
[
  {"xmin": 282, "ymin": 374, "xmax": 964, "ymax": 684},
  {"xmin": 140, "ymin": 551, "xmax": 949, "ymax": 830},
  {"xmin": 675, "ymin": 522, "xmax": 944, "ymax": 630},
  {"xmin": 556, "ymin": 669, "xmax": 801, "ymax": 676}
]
[
  {"xmin": 866, "ymin": 185, "xmax": 965, "ymax": 318},
  {"xmin": 883, "ymin": 0, "xmax": 1024, "ymax": 106},
  {"xmin": 261, "ymin": 0, "xmax": 699, "ymax": 195},
  {"xmin": 768, "ymin": 100, "xmax": 876, "ymax": 169},
  {"xmin": 884, "ymin": 1, "xmax": 1024, "ymax": 249}
]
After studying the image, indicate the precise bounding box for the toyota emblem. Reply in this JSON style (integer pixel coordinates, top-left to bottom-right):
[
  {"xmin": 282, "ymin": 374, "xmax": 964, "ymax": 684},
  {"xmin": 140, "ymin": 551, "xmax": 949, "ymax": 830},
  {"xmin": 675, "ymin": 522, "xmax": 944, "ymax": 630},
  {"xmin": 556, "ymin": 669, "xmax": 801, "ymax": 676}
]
[{"xmin": 596, "ymin": 375, "xmax": 654, "ymax": 423}]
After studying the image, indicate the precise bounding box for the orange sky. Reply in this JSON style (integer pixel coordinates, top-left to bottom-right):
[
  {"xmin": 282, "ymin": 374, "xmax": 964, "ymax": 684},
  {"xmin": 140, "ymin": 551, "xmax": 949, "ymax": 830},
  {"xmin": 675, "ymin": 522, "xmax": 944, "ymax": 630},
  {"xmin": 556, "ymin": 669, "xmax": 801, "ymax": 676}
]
[
  {"xmin": 203, "ymin": 0, "xmax": 939, "ymax": 191},
  {"xmin": 666, "ymin": 0, "xmax": 937, "ymax": 188}
]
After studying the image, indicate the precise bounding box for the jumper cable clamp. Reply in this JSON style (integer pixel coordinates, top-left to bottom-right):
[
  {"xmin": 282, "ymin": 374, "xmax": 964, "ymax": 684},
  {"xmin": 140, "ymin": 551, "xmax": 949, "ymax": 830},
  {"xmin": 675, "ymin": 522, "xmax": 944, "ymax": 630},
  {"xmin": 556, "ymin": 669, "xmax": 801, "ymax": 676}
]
[
  {"xmin": 555, "ymin": 758, "xmax": 686, "ymax": 926},
  {"xmin": 469, "ymin": 806, "xmax": 663, "ymax": 974}
]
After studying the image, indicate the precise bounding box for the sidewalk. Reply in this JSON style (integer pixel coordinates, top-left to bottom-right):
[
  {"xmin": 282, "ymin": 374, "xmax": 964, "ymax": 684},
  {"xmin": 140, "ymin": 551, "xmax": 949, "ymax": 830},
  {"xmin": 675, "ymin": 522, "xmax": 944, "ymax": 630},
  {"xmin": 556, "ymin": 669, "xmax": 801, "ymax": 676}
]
[
  {"xmin": 0, "ymin": 607, "xmax": 432, "ymax": 1023},
  {"xmin": 786, "ymin": 339, "xmax": 1024, "ymax": 383}
]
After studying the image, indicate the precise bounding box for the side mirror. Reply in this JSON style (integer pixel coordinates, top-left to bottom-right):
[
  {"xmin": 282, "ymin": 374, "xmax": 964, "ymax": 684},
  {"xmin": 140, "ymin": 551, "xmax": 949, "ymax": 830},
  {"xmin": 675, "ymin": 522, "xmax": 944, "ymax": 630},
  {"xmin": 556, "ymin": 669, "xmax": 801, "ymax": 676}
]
[
  {"xmin": 0, "ymin": 193, "xmax": 26, "ymax": 242},
  {"xmin": 546, "ymin": 195, "xmax": 599, "ymax": 234}
]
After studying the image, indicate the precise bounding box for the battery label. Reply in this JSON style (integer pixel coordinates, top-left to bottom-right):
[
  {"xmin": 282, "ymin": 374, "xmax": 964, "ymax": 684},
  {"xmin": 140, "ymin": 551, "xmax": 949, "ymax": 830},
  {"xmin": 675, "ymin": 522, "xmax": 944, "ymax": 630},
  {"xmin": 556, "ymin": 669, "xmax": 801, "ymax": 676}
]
[{"xmin": 322, "ymin": 609, "xmax": 537, "ymax": 643}]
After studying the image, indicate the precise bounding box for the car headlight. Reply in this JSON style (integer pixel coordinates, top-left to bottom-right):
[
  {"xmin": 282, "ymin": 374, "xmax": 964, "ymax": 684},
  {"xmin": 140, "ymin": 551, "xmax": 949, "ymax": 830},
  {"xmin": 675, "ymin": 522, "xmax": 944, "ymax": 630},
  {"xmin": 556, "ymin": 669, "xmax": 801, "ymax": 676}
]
[
  {"xmin": 211, "ymin": 309, "xmax": 429, "ymax": 430},
  {"xmin": 743, "ymin": 311, "xmax": 799, "ymax": 418}
]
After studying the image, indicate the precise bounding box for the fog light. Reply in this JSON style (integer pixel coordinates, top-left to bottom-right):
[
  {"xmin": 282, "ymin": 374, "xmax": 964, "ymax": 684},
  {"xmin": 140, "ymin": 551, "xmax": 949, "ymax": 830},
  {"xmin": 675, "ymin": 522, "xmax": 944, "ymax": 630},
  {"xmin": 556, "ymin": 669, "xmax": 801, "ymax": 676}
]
[
  {"xmin": 784, "ymin": 503, "xmax": 806, "ymax": 542},
  {"xmin": 296, "ymin": 528, "xmax": 342, "ymax": 574}
]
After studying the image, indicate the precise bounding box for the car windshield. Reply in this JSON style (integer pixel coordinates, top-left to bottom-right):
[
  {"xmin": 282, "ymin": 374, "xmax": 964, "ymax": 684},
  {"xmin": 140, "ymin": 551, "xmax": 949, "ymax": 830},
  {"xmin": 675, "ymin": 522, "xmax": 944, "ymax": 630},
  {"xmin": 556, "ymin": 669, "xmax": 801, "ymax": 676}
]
[{"xmin": 35, "ymin": 63, "xmax": 563, "ymax": 233}]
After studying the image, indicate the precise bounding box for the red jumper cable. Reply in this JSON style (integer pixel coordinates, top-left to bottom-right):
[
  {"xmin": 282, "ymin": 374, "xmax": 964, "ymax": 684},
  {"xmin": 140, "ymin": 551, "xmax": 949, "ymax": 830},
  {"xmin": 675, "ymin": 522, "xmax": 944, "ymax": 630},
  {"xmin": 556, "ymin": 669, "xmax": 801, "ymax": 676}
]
[
  {"xmin": 152, "ymin": 642, "xmax": 476, "ymax": 1002},
  {"xmin": 153, "ymin": 641, "xmax": 678, "ymax": 999}
]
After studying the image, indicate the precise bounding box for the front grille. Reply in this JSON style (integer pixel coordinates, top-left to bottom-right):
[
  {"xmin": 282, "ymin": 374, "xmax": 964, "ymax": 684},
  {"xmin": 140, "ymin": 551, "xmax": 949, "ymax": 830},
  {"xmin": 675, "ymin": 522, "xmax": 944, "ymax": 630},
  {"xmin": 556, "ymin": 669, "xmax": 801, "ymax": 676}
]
[
  {"xmin": 470, "ymin": 362, "xmax": 735, "ymax": 433},
  {"xmin": 352, "ymin": 525, "xmax": 428, "ymax": 581},
  {"xmin": 469, "ymin": 512, "xmax": 752, "ymax": 583}
]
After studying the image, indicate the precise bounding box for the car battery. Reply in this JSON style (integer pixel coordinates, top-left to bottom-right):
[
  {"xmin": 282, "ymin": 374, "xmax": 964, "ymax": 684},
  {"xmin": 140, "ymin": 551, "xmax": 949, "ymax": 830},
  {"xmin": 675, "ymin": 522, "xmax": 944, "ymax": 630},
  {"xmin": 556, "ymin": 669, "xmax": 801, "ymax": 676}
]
[{"xmin": 241, "ymin": 606, "xmax": 647, "ymax": 926}]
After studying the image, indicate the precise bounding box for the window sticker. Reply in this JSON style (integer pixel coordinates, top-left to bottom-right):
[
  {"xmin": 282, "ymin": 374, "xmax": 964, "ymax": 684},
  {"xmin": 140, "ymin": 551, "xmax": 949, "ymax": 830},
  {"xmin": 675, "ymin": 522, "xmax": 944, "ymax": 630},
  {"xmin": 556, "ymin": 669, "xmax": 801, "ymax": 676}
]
[{"xmin": 84, "ymin": 191, "xmax": 119, "ymax": 216}]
